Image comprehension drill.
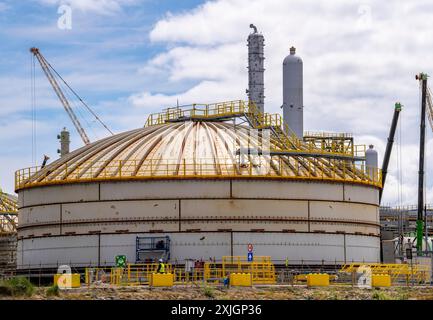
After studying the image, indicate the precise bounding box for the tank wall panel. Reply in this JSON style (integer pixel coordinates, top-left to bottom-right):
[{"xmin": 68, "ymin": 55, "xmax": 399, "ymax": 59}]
[
  {"xmin": 18, "ymin": 193, "xmax": 24, "ymax": 208},
  {"xmin": 61, "ymin": 221, "xmax": 179, "ymax": 234},
  {"xmin": 181, "ymin": 199, "xmax": 308, "ymax": 218},
  {"xmin": 18, "ymin": 226, "xmax": 60, "ymax": 238},
  {"xmin": 232, "ymin": 180, "xmax": 344, "ymax": 201},
  {"xmin": 16, "ymin": 240, "xmax": 23, "ymax": 267},
  {"xmin": 17, "ymin": 236, "xmax": 99, "ymax": 269},
  {"xmin": 100, "ymin": 234, "xmax": 137, "ymax": 265},
  {"xmin": 19, "ymin": 204, "xmax": 61, "ymax": 225},
  {"xmin": 233, "ymin": 233, "xmax": 345, "ymax": 263},
  {"xmin": 20, "ymin": 184, "xmax": 99, "ymax": 207},
  {"xmin": 100, "ymin": 180, "xmax": 231, "ymax": 201},
  {"xmin": 62, "ymin": 200, "xmax": 179, "ymax": 222},
  {"xmin": 345, "ymin": 235, "xmax": 380, "ymax": 263},
  {"xmin": 169, "ymin": 233, "xmax": 232, "ymax": 262},
  {"xmin": 99, "ymin": 233, "xmax": 233, "ymax": 264},
  {"xmin": 344, "ymin": 185, "xmax": 379, "ymax": 205},
  {"xmin": 310, "ymin": 201, "xmax": 377, "ymax": 223},
  {"xmin": 309, "ymin": 222, "xmax": 378, "ymax": 235},
  {"xmin": 180, "ymin": 221, "xmax": 308, "ymax": 232},
  {"xmin": 17, "ymin": 232, "xmax": 380, "ymax": 268}
]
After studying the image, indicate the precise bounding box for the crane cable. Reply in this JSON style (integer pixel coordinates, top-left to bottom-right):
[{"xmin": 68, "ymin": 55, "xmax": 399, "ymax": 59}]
[
  {"xmin": 57, "ymin": 74, "xmax": 99, "ymax": 141},
  {"xmin": 30, "ymin": 53, "xmax": 36, "ymax": 166},
  {"xmin": 397, "ymin": 106, "xmax": 402, "ymax": 207},
  {"xmin": 40, "ymin": 55, "xmax": 114, "ymax": 136}
]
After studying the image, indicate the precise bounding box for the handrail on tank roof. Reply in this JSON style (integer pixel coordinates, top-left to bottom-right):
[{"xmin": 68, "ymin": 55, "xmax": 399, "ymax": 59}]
[{"xmin": 15, "ymin": 157, "xmax": 382, "ymax": 192}]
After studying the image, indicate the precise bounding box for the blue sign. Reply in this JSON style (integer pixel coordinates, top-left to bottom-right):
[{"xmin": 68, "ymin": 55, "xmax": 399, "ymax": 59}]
[{"xmin": 247, "ymin": 252, "xmax": 253, "ymax": 262}]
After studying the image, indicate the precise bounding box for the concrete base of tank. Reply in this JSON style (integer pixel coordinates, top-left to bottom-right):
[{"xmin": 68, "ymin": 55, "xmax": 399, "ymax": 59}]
[{"xmin": 16, "ymin": 179, "xmax": 380, "ymax": 269}]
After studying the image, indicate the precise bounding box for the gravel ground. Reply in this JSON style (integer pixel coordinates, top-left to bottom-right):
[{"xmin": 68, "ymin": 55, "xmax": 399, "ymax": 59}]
[{"xmin": 3, "ymin": 285, "xmax": 433, "ymax": 300}]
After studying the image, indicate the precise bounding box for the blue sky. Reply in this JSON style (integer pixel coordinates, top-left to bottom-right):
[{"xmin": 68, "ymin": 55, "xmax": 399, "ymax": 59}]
[{"xmin": 1, "ymin": 0, "xmax": 433, "ymax": 207}]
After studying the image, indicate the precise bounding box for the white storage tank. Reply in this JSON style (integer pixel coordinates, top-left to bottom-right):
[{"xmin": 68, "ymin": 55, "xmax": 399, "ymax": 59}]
[
  {"xmin": 15, "ymin": 119, "xmax": 381, "ymax": 270},
  {"xmin": 282, "ymin": 46, "xmax": 303, "ymax": 138},
  {"xmin": 366, "ymin": 145, "xmax": 379, "ymax": 181}
]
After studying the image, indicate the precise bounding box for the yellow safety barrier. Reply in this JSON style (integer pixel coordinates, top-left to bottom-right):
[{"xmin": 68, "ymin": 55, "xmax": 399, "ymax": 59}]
[
  {"xmin": 127, "ymin": 263, "xmax": 173, "ymax": 285},
  {"xmin": 372, "ymin": 274, "xmax": 392, "ymax": 287},
  {"xmin": 230, "ymin": 273, "xmax": 252, "ymax": 287},
  {"xmin": 150, "ymin": 273, "xmax": 174, "ymax": 287},
  {"xmin": 340, "ymin": 263, "xmax": 430, "ymax": 284},
  {"xmin": 294, "ymin": 274, "xmax": 308, "ymax": 282},
  {"xmin": 221, "ymin": 256, "xmax": 276, "ymax": 285},
  {"xmin": 54, "ymin": 273, "xmax": 81, "ymax": 288},
  {"xmin": 306, "ymin": 274, "xmax": 330, "ymax": 287}
]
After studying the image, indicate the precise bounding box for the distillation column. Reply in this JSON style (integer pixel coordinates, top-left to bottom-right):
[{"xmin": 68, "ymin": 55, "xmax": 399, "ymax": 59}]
[{"xmin": 247, "ymin": 24, "xmax": 265, "ymax": 113}]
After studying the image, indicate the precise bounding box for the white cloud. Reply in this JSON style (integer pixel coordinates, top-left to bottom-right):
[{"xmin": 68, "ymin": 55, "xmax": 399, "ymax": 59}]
[{"xmin": 132, "ymin": 0, "xmax": 433, "ymax": 206}]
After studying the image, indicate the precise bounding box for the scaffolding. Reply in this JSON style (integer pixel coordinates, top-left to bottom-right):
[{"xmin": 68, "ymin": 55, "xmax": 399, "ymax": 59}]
[
  {"xmin": 0, "ymin": 190, "xmax": 18, "ymax": 276},
  {"xmin": 136, "ymin": 236, "xmax": 171, "ymax": 263}
]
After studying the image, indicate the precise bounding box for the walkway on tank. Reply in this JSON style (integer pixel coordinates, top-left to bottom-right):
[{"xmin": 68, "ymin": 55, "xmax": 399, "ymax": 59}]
[{"xmin": 144, "ymin": 100, "xmax": 365, "ymax": 160}]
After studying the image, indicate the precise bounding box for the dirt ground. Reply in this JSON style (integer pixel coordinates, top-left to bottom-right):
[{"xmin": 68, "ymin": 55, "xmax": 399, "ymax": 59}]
[{"xmin": 3, "ymin": 285, "xmax": 433, "ymax": 300}]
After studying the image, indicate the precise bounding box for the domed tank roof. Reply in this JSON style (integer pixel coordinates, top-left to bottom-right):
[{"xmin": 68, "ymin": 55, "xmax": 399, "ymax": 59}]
[
  {"xmin": 16, "ymin": 121, "xmax": 379, "ymax": 190},
  {"xmin": 283, "ymin": 46, "xmax": 303, "ymax": 65}
]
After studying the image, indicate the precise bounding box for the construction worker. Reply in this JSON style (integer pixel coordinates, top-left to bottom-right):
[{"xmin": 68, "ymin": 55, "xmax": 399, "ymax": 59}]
[
  {"xmin": 157, "ymin": 258, "xmax": 166, "ymax": 274},
  {"xmin": 223, "ymin": 273, "xmax": 230, "ymax": 288}
]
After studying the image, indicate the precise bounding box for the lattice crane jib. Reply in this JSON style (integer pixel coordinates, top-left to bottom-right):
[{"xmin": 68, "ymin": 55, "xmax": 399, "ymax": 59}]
[{"xmin": 30, "ymin": 47, "xmax": 91, "ymax": 145}]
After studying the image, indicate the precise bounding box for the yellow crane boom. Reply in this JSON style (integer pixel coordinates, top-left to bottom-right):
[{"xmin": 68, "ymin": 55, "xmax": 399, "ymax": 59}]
[{"xmin": 30, "ymin": 47, "xmax": 91, "ymax": 145}]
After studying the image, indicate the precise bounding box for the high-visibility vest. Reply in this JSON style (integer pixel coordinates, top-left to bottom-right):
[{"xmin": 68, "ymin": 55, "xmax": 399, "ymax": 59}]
[{"xmin": 158, "ymin": 263, "xmax": 165, "ymax": 273}]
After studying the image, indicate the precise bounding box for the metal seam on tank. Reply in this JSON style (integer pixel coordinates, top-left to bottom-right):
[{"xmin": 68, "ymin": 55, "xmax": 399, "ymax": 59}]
[
  {"xmin": 30, "ymin": 129, "xmax": 132, "ymax": 182},
  {"xmin": 174, "ymin": 122, "xmax": 195, "ymax": 175},
  {"xmin": 219, "ymin": 122, "xmax": 281, "ymax": 175},
  {"xmin": 192, "ymin": 122, "xmax": 199, "ymax": 175},
  {"xmin": 75, "ymin": 128, "xmax": 151, "ymax": 179},
  {"xmin": 149, "ymin": 122, "xmax": 187, "ymax": 170},
  {"xmin": 133, "ymin": 124, "xmax": 178, "ymax": 161},
  {"xmin": 43, "ymin": 129, "xmax": 139, "ymax": 182},
  {"xmin": 138, "ymin": 122, "xmax": 185, "ymax": 174},
  {"xmin": 206, "ymin": 122, "xmax": 240, "ymax": 175},
  {"xmin": 109, "ymin": 125, "xmax": 171, "ymax": 177},
  {"xmin": 202, "ymin": 122, "xmax": 221, "ymax": 175},
  {"xmin": 170, "ymin": 122, "xmax": 193, "ymax": 162},
  {"xmin": 92, "ymin": 125, "xmax": 163, "ymax": 178},
  {"xmin": 56, "ymin": 129, "xmax": 136, "ymax": 180}
]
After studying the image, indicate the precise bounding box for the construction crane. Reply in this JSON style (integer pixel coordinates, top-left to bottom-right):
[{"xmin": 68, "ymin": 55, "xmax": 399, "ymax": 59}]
[
  {"xmin": 379, "ymin": 102, "xmax": 402, "ymax": 204},
  {"xmin": 30, "ymin": 47, "xmax": 114, "ymax": 145},
  {"xmin": 415, "ymin": 72, "xmax": 429, "ymax": 253}
]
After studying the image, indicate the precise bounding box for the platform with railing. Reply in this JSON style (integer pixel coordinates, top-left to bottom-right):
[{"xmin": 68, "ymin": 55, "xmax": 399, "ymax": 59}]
[{"xmin": 15, "ymin": 156, "xmax": 382, "ymax": 191}]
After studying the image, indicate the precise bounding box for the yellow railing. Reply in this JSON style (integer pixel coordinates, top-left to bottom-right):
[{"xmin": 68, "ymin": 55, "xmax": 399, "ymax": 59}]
[
  {"xmin": 85, "ymin": 258, "xmax": 276, "ymax": 286},
  {"xmin": 144, "ymin": 100, "xmax": 362, "ymax": 159},
  {"xmin": 220, "ymin": 256, "xmax": 276, "ymax": 284},
  {"xmin": 145, "ymin": 100, "xmax": 251, "ymax": 127},
  {"xmin": 15, "ymin": 157, "xmax": 382, "ymax": 191},
  {"xmin": 304, "ymin": 131, "xmax": 353, "ymax": 138}
]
